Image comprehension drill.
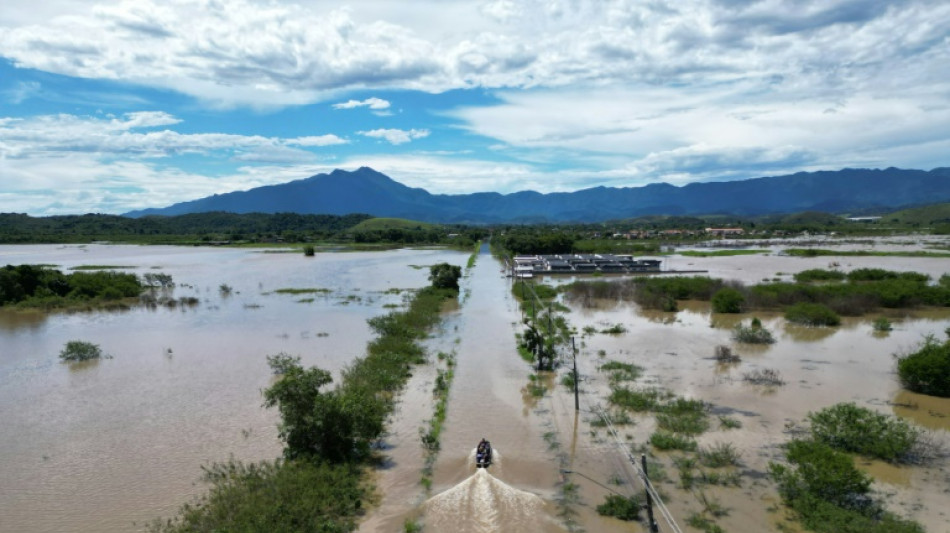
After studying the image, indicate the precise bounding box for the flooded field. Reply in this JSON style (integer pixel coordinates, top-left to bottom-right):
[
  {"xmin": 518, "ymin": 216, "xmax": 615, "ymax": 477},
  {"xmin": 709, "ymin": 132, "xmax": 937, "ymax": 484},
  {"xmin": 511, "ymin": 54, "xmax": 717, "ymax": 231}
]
[
  {"xmin": 0, "ymin": 244, "xmax": 465, "ymax": 533},
  {"xmin": 3, "ymin": 241, "xmax": 950, "ymax": 533}
]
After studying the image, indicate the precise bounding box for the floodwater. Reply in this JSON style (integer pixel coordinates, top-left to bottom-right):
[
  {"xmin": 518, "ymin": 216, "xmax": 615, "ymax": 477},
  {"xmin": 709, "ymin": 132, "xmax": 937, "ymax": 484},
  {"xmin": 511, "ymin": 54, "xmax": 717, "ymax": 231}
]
[
  {"xmin": 0, "ymin": 244, "xmax": 465, "ymax": 533},
  {"xmin": 542, "ymin": 247, "xmax": 950, "ymax": 533},
  {"xmin": 4, "ymin": 242, "xmax": 950, "ymax": 533}
]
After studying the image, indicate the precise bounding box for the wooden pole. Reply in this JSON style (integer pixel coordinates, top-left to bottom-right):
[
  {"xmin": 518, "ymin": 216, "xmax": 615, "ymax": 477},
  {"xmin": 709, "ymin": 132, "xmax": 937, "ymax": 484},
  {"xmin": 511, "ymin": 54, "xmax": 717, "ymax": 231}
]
[{"xmin": 642, "ymin": 454, "xmax": 659, "ymax": 532}]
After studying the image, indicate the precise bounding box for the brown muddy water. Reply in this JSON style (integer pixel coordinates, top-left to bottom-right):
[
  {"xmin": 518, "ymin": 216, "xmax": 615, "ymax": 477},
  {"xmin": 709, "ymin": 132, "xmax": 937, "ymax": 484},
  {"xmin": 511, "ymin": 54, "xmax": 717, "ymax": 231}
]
[
  {"xmin": 537, "ymin": 248, "xmax": 950, "ymax": 533},
  {"xmin": 4, "ymin": 243, "xmax": 950, "ymax": 533},
  {"xmin": 0, "ymin": 244, "xmax": 465, "ymax": 533}
]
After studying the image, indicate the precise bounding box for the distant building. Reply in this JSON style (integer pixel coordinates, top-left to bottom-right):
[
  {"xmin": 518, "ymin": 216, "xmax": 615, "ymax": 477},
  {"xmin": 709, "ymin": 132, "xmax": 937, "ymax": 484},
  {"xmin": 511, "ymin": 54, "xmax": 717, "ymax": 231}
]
[{"xmin": 704, "ymin": 227, "xmax": 745, "ymax": 237}]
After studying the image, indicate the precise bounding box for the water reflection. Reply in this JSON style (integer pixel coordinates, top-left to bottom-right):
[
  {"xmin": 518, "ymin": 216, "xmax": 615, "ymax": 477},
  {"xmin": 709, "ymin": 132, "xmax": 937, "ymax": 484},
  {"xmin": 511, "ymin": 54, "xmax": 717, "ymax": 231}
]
[{"xmin": 892, "ymin": 390, "xmax": 950, "ymax": 431}]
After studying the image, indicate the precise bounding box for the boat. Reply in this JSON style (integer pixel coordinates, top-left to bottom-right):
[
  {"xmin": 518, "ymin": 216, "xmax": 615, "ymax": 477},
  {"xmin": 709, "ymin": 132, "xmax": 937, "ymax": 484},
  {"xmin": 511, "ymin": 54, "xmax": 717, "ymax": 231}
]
[{"xmin": 476, "ymin": 439, "xmax": 492, "ymax": 468}]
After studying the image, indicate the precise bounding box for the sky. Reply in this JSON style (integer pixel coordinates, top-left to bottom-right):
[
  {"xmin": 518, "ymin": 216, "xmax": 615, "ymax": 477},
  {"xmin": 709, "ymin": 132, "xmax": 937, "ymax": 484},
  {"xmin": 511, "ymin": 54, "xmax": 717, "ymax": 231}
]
[{"xmin": 1, "ymin": 0, "xmax": 948, "ymax": 216}]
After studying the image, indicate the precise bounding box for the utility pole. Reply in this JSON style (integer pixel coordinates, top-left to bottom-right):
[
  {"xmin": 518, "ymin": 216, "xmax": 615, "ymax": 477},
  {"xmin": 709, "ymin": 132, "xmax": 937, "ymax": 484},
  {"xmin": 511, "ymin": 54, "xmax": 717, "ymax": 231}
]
[
  {"xmin": 642, "ymin": 454, "xmax": 660, "ymax": 532},
  {"xmin": 571, "ymin": 336, "xmax": 579, "ymax": 411}
]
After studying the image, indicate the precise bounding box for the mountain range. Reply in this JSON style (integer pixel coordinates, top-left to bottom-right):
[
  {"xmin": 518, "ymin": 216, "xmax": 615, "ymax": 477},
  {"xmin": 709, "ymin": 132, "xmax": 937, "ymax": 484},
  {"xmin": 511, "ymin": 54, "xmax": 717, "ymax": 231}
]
[{"xmin": 125, "ymin": 167, "xmax": 950, "ymax": 223}]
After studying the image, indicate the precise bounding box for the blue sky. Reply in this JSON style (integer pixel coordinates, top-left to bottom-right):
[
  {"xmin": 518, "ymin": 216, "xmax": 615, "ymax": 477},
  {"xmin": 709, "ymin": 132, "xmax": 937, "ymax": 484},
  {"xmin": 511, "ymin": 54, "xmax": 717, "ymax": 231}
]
[{"xmin": 1, "ymin": 0, "xmax": 949, "ymax": 215}]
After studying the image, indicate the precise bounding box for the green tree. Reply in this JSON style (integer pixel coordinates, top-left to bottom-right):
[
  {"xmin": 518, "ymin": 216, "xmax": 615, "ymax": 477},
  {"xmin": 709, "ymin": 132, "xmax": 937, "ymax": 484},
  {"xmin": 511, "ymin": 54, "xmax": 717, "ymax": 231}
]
[
  {"xmin": 263, "ymin": 361, "xmax": 386, "ymax": 462},
  {"xmin": 711, "ymin": 287, "xmax": 745, "ymax": 313},
  {"xmin": 897, "ymin": 335, "xmax": 950, "ymax": 397},
  {"xmin": 428, "ymin": 262, "xmax": 462, "ymax": 290}
]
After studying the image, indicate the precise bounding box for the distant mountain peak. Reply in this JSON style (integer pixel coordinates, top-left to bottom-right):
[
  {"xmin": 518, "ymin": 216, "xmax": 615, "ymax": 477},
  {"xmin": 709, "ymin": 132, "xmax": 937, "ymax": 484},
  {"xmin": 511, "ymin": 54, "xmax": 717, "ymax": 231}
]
[{"xmin": 123, "ymin": 167, "xmax": 950, "ymax": 223}]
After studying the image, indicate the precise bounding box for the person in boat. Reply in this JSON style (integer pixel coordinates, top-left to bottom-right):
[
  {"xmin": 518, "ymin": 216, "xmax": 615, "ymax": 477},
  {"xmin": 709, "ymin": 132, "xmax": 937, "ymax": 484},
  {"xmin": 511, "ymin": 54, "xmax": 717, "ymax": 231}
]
[{"xmin": 476, "ymin": 438, "xmax": 490, "ymax": 465}]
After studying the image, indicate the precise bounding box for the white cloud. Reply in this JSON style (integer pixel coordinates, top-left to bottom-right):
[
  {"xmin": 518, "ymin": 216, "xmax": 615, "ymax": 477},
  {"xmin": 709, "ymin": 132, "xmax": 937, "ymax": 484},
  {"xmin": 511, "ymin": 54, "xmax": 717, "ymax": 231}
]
[
  {"xmin": 358, "ymin": 128, "xmax": 429, "ymax": 145},
  {"xmin": 0, "ymin": 111, "xmax": 353, "ymax": 214},
  {"xmin": 332, "ymin": 97, "xmax": 391, "ymax": 110},
  {"xmin": 287, "ymin": 134, "xmax": 349, "ymax": 147},
  {"xmin": 0, "ymin": 0, "xmax": 946, "ymax": 107},
  {"xmin": 0, "ymin": 111, "xmax": 345, "ymax": 160}
]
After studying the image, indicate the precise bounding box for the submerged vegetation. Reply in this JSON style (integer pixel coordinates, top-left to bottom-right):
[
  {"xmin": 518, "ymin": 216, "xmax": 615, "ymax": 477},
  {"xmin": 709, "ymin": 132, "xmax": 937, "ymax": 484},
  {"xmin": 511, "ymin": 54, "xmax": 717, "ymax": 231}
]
[
  {"xmin": 769, "ymin": 403, "xmax": 931, "ymax": 533},
  {"xmin": 564, "ymin": 268, "xmax": 950, "ymax": 319},
  {"xmin": 59, "ymin": 340, "xmax": 103, "ymax": 362},
  {"xmin": 897, "ymin": 335, "xmax": 950, "ymax": 397},
  {"xmin": 150, "ymin": 264, "xmax": 460, "ymax": 532},
  {"xmin": 1, "ymin": 264, "xmax": 145, "ymax": 309}
]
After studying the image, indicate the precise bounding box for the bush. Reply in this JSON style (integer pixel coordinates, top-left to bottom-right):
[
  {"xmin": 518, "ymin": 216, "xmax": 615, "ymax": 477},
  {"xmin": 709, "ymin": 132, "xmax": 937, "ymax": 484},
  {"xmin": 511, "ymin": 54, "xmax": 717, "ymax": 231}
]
[
  {"xmin": 699, "ymin": 442, "xmax": 741, "ymax": 468},
  {"xmin": 769, "ymin": 439, "xmax": 924, "ymax": 533},
  {"xmin": 795, "ymin": 269, "xmax": 846, "ymax": 283},
  {"xmin": 732, "ymin": 321, "xmax": 775, "ymax": 344},
  {"xmin": 59, "ymin": 340, "xmax": 103, "ymax": 362},
  {"xmin": 147, "ymin": 459, "xmax": 366, "ymax": 533},
  {"xmin": 609, "ymin": 387, "xmax": 666, "ymax": 411},
  {"xmin": 743, "ymin": 368, "xmax": 785, "ymax": 386},
  {"xmin": 897, "ymin": 335, "xmax": 950, "ymax": 397},
  {"xmin": 595, "ymin": 494, "xmax": 642, "ymax": 521},
  {"xmin": 808, "ymin": 403, "xmax": 920, "ymax": 463},
  {"xmin": 711, "ymin": 287, "xmax": 745, "ymax": 313},
  {"xmin": 650, "ymin": 431, "xmax": 697, "ymax": 451},
  {"xmin": 785, "ymin": 302, "xmax": 841, "ymax": 326},
  {"xmin": 872, "ymin": 317, "xmax": 892, "ymax": 332},
  {"xmin": 770, "ymin": 439, "xmax": 873, "ymax": 513},
  {"xmin": 303, "ymin": 245, "xmax": 315, "ymax": 257},
  {"xmin": 429, "ymin": 263, "xmax": 462, "ymax": 290},
  {"xmin": 599, "ymin": 360, "xmax": 642, "ymax": 382}
]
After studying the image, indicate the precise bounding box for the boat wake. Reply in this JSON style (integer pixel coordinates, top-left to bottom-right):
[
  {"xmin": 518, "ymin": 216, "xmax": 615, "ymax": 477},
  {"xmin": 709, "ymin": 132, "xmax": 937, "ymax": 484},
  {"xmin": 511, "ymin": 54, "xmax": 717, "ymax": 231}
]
[{"xmin": 424, "ymin": 468, "xmax": 546, "ymax": 533}]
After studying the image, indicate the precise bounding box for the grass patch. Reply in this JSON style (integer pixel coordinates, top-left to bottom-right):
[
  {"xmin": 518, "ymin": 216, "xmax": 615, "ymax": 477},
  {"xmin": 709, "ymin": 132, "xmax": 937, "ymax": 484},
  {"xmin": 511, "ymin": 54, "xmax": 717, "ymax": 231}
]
[
  {"xmin": 807, "ymin": 403, "xmax": 921, "ymax": 463},
  {"xmin": 600, "ymin": 323, "xmax": 627, "ymax": 334},
  {"xmin": 784, "ymin": 248, "xmax": 950, "ymax": 258},
  {"xmin": 650, "ymin": 431, "xmax": 697, "ymax": 451},
  {"xmin": 699, "ymin": 442, "xmax": 741, "ymax": 468},
  {"xmin": 609, "ymin": 387, "xmax": 668, "ymax": 411},
  {"xmin": 273, "ymin": 287, "xmax": 332, "ymax": 295},
  {"xmin": 68, "ymin": 264, "xmax": 137, "ymax": 270},
  {"xmin": 718, "ymin": 416, "xmax": 742, "ymax": 430},
  {"xmin": 680, "ymin": 249, "xmax": 766, "ymax": 257},
  {"xmin": 599, "ymin": 360, "xmax": 643, "ymax": 382},
  {"xmin": 595, "ymin": 494, "xmax": 642, "ymax": 521}
]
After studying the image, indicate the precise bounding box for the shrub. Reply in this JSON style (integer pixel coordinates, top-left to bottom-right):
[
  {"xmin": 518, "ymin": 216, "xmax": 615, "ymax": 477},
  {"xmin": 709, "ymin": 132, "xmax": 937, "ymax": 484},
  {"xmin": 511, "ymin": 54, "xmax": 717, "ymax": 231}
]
[
  {"xmin": 650, "ymin": 431, "xmax": 697, "ymax": 451},
  {"xmin": 785, "ymin": 302, "xmax": 841, "ymax": 326},
  {"xmin": 656, "ymin": 397, "xmax": 709, "ymax": 435},
  {"xmin": 699, "ymin": 442, "xmax": 741, "ymax": 468},
  {"xmin": 795, "ymin": 269, "xmax": 846, "ymax": 283},
  {"xmin": 303, "ymin": 245, "xmax": 315, "ymax": 257},
  {"xmin": 743, "ymin": 368, "xmax": 785, "ymax": 386},
  {"xmin": 609, "ymin": 387, "xmax": 666, "ymax": 411},
  {"xmin": 59, "ymin": 340, "xmax": 103, "ymax": 362},
  {"xmin": 897, "ymin": 335, "xmax": 950, "ymax": 397},
  {"xmin": 428, "ymin": 263, "xmax": 462, "ymax": 290},
  {"xmin": 807, "ymin": 403, "xmax": 919, "ymax": 463},
  {"xmin": 770, "ymin": 439, "xmax": 873, "ymax": 513},
  {"xmin": 769, "ymin": 439, "xmax": 925, "ymax": 533},
  {"xmin": 595, "ymin": 494, "xmax": 642, "ymax": 521},
  {"xmin": 711, "ymin": 288, "xmax": 744, "ymax": 313},
  {"xmin": 599, "ymin": 360, "xmax": 642, "ymax": 382},
  {"xmin": 732, "ymin": 321, "xmax": 775, "ymax": 344},
  {"xmin": 147, "ymin": 459, "xmax": 366, "ymax": 533},
  {"xmin": 872, "ymin": 317, "xmax": 893, "ymax": 332},
  {"xmin": 714, "ymin": 345, "xmax": 741, "ymax": 363}
]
